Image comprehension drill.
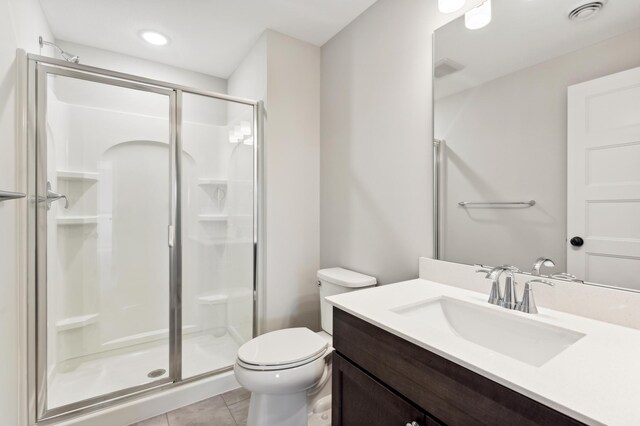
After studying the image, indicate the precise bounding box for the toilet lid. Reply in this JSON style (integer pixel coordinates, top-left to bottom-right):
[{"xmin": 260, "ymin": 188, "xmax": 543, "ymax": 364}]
[{"xmin": 237, "ymin": 328, "xmax": 328, "ymax": 368}]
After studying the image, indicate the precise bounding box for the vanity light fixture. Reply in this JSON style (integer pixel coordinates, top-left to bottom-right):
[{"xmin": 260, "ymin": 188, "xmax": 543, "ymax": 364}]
[
  {"xmin": 438, "ymin": 0, "xmax": 465, "ymax": 14},
  {"xmin": 465, "ymin": 0, "xmax": 492, "ymax": 30},
  {"xmin": 139, "ymin": 30, "xmax": 169, "ymax": 46}
]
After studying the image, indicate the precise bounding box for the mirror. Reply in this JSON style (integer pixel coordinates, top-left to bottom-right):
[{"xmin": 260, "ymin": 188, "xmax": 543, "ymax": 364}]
[{"xmin": 434, "ymin": 0, "xmax": 640, "ymax": 291}]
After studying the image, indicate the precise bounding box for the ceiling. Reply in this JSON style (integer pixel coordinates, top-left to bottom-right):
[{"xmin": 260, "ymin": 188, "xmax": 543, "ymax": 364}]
[
  {"xmin": 434, "ymin": 0, "xmax": 640, "ymax": 99},
  {"xmin": 39, "ymin": 0, "xmax": 378, "ymax": 78}
]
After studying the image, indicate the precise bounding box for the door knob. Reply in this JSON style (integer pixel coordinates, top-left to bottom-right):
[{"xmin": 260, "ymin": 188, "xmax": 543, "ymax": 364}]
[
  {"xmin": 570, "ymin": 236, "xmax": 584, "ymax": 247},
  {"xmin": 406, "ymin": 422, "xmax": 420, "ymax": 426}
]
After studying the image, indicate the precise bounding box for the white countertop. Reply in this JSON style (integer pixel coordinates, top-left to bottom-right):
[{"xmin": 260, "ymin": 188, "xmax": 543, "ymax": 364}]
[{"xmin": 326, "ymin": 279, "xmax": 640, "ymax": 426}]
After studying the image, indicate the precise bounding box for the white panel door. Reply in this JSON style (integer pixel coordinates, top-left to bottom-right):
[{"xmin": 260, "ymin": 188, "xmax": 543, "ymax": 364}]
[{"xmin": 567, "ymin": 66, "xmax": 640, "ymax": 290}]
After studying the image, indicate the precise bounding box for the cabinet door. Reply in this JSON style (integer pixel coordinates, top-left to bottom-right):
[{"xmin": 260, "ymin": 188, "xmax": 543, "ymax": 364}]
[{"xmin": 333, "ymin": 353, "xmax": 440, "ymax": 426}]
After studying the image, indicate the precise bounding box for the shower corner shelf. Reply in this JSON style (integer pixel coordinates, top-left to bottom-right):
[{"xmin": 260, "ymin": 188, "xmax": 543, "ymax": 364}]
[
  {"xmin": 57, "ymin": 216, "xmax": 99, "ymax": 226},
  {"xmin": 197, "ymin": 294, "xmax": 229, "ymax": 305},
  {"xmin": 198, "ymin": 178, "xmax": 227, "ymax": 186},
  {"xmin": 191, "ymin": 237, "xmax": 253, "ymax": 247},
  {"xmin": 197, "ymin": 214, "xmax": 229, "ymax": 223},
  {"xmin": 57, "ymin": 170, "xmax": 99, "ymax": 182},
  {"xmin": 56, "ymin": 313, "xmax": 99, "ymax": 332},
  {"xmin": 197, "ymin": 288, "xmax": 252, "ymax": 305}
]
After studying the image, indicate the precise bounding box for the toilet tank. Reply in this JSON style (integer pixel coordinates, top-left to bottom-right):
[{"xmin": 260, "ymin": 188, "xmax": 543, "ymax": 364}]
[{"xmin": 318, "ymin": 268, "xmax": 376, "ymax": 335}]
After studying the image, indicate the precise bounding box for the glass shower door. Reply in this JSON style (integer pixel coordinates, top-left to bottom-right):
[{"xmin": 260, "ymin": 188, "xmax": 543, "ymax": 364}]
[
  {"xmin": 35, "ymin": 65, "xmax": 177, "ymax": 416},
  {"xmin": 180, "ymin": 92, "xmax": 256, "ymax": 379}
]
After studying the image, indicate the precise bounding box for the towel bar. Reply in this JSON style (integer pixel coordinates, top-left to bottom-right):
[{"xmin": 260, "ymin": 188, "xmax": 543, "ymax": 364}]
[{"xmin": 458, "ymin": 200, "xmax": 536, "ymax": 207}]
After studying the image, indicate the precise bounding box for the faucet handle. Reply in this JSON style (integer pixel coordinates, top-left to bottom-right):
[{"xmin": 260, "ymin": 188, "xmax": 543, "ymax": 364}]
[
  {"xmin": 526, "ymin": 279, "xmax": 554, "ymax": 287},
  {"xmin": 531, "ymin": 257, "xmax": 556, "ymax": 276},
  {"xmin": 474, "ymin": 264, "xmax": 492, "ymax": 276},
  {"xmin": 517, "ymin": 279, "xmax": 554, "ymax": 314}
]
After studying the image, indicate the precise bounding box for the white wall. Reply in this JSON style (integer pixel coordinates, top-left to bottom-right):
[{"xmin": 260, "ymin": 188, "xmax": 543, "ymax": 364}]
[
  {"xmin": 320, "ymin": 0, "xmax": 482, "ymax": 285},
  {"xmin": 227, "ymin": 34, "xmax": 267, "ymax": 110},
  {"xmin": 435, "ymin": 29, "xmax": 640, "ymax": 272},
  {"xmin": 228, "ymin": 30, "xmax": 321, "ymax": 333},
  {"xmin": 265, "ymin": 31, "xmax": 321, "ymax": 332},
  {"xmin": 0, "ymin": 1, "xmax": 53, "ymax": 424}
]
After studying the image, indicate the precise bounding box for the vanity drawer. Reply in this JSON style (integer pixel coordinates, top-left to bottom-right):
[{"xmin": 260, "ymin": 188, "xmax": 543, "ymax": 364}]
[{"xmin": 332, "ymin": 307, "xmax": 585, "ymax": 426}]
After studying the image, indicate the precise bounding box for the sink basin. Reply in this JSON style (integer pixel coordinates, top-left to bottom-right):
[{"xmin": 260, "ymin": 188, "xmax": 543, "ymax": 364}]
[{"xmin": 391, "ymin": 296, "xmax": 585, "ymax": 367}]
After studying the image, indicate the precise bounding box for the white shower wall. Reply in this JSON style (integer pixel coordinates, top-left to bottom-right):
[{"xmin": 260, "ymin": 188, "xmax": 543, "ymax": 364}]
[{"xmin": 45, "ymin": 69, "xmax": 255, "ymax": 376}]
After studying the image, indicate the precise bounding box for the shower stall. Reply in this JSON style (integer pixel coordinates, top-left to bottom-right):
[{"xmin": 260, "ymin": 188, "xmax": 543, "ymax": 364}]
[{"xmin": 25, "ymin": 53, "xmax": 262, "ymax": 422}]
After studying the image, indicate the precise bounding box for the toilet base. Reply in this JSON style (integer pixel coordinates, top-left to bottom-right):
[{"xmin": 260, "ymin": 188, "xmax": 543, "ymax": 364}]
[
  {"xmin": 308, "ymin": 395, "xmax": 332, "ymax": 426},
  {"xmin": 247, "ymin": 392, "xmax": 308, "ymax": 426}
]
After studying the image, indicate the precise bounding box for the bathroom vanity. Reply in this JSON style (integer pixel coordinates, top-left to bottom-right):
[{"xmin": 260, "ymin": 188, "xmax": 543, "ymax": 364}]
[
  {"xmin": 328, "ymin": 278, "xmax": 640, "ymax": 426},
  {"xmin": 331, "ymin": 309, "xmax": 581, "ymax": 426}
]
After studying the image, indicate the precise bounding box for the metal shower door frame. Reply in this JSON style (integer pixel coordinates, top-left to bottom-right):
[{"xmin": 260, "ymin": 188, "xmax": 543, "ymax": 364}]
[{"xmin": 26, "ymin": 54, "xmax": 263, "ymax": 424}]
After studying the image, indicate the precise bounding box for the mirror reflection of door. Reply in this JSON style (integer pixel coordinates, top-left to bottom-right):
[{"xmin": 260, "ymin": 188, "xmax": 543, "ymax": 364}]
[{"xmin": 567, "ymin": 67, "xmax": 640, "ymax": 290}]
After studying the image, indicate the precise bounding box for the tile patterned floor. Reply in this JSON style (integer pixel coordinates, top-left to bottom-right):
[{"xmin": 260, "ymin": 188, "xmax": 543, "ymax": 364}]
[{"xmin": 130, "ymin": 388, "xmax": 251, "ymax": 426}]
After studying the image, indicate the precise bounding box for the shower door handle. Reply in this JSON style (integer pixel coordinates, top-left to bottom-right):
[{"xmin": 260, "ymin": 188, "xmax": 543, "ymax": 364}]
[{"xmin": 44, "ymin": 181, "xmax": 69, "ymax": 210}]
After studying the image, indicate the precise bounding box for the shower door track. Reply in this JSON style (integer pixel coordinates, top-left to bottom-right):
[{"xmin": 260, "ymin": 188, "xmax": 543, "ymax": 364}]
[{"xmin": 25, "ymin": 53, "xmax": 264, "ymax": 425}]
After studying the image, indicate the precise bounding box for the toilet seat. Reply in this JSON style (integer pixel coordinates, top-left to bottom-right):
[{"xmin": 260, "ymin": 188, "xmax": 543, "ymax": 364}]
[
  {"xmin": 237, "ymin": 328, "xmax": 329, "ymax": 371},
  {"xmin": 237, "ymin": 350, "xmax": 328, "ymax": 371}
]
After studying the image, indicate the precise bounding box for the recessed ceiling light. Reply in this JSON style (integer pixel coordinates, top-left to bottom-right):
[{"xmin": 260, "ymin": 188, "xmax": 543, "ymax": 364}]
[{"xmin": 139, "ymin": 30, "xmax": 169, "ymax": 46}]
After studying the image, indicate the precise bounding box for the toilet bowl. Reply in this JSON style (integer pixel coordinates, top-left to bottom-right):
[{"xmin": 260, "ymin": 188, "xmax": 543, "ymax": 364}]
[
  {"xmin": 234, "ymin": 328, "xmax": 332, "ymax": 426},
  {"xmin": 234, "ymin": 268, "xmax": 376, "ymax": 426}
]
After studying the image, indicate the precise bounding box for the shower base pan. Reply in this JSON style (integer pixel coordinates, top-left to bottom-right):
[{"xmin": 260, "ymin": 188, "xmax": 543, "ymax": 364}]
[{"xmin": 48, "ymin": 332, "xmax": 240, "ymax": 409}]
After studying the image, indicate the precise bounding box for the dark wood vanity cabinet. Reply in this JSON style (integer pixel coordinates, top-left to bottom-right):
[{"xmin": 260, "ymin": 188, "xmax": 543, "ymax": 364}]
[
  {"xmin": 331, "ymin": 308, "xmax": 586, "ymax": 426},
  {"xmin": 333, "ymin": 353, "xmax": 442, "ymax": 426}
]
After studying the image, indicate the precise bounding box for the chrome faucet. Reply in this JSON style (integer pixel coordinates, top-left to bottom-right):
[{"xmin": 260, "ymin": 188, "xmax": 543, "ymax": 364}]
[
  {"xmin": 531, "ymin": 257, "xmax": 555, "ymax": 276},
  {"xmin": 476, "ymin": 265, "xmax": 519, "ymax": 309},
  {"xmin": 475, "ymin": 266, "xmax": 500, "ymax": 305},
  {"xmin": 516, "ymin": 279, "xmax": 554, "ymax": 314}
]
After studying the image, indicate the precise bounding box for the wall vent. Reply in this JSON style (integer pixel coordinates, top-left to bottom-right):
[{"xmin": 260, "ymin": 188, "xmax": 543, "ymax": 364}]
[
  {"xmin": 434, "ymin": 59, "xmax": 464, "ymax": 79},
  {"xmin": 568, "ymin": 1, "xmax": 606, "ymax": 21}
]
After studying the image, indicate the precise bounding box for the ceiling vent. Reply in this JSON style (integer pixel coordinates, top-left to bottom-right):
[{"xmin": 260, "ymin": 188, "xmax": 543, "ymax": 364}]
[
  {"xmin": 434, "ymin": 59, "xmax": 465, "ymax": 79},
  {"xmin": 568, "ymin": 1, "xmax": 606, "ymax": 21}
]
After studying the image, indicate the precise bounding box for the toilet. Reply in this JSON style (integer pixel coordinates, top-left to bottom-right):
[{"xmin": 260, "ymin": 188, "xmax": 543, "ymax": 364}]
[{"xmin": 234, "ymin": 267, "xmax": 377, "ymax": 426}]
